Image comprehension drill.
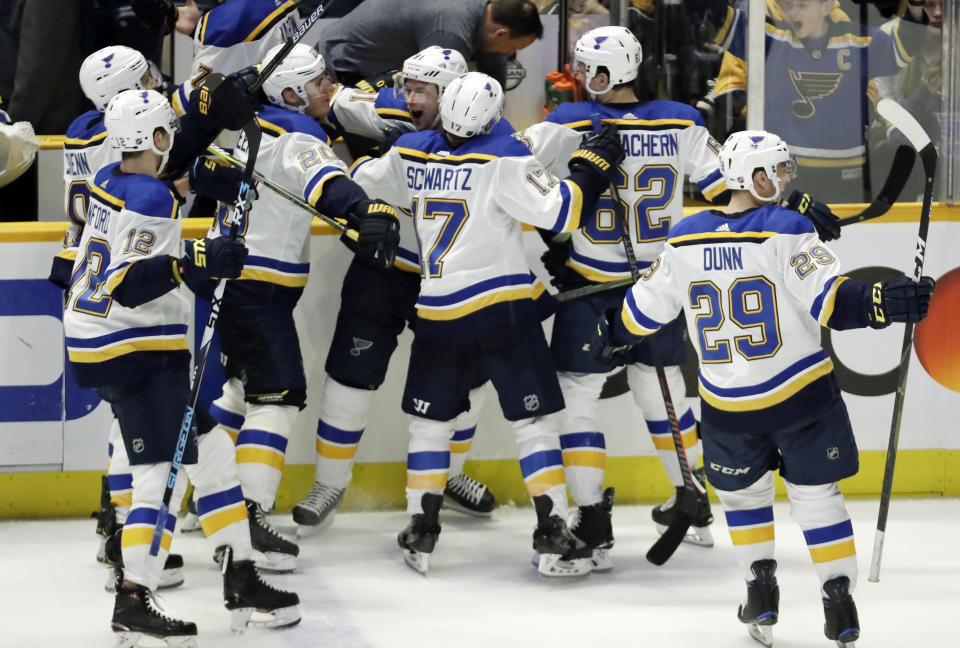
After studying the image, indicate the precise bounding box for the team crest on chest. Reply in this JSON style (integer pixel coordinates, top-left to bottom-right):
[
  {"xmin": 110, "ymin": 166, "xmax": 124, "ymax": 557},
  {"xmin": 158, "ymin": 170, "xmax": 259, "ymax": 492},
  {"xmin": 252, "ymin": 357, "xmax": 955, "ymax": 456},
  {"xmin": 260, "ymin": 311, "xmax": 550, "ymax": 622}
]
[{"xmin": 788, "ymin": 70, "xmax": 843, "ymax": 118}]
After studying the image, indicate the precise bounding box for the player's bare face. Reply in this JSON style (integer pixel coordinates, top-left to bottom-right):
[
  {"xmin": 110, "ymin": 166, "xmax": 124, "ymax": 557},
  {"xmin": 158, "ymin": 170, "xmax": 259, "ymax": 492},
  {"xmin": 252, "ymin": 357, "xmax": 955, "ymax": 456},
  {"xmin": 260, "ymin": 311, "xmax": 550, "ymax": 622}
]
[
  {"xmin": 403, "ymin": 80, "xmax": 440, "ymax": 131},
  {"xmin": 781, "ymin": 0, "xmax": 832, "ymax": 39},
  {"xmin": 303, "ymin": 75, "xmax": 334, "ymax": 120}
]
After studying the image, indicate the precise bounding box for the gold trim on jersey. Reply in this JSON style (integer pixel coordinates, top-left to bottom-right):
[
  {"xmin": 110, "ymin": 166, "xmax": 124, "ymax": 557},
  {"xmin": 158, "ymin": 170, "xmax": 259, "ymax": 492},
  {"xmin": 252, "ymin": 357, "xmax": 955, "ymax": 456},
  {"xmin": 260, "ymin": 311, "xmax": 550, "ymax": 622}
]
[
  {"xmin": 55, "ymin": 248, "xmax": 78, "ymax": 261},
  {"xmin": 238, "ymin": 267, "xmax": 309, "ymax": 287},
  {"xmin": 68, "ymin": 337, "xmax": 189, "ymax": 363},
  {"xmin": 90, "ymin": 184, "xmax": 125, "ymax": 211},
  {"xmin": 394, "ymin": 146, "xmax": 498, "ymax": 164},
  {"xmin": 306, "ymin": 169, "xmax": 345, "ymax": 207},
  {"xmin": 105, "ymin": 264, "xmax": 134, "ymax": 293},
  {"xmin": 64, "ymin": 131, "xmax": 107, "ymax": 148},
  {"xmin": 348, "ymin": 155, "xmax": 373, "ymax": 174},
  {"xmin": 417, "ymin": 284, "xmax": 542, "ymax": 321},
  {"xmin": 621, "ymin": 301, "xmax": 660, "ymax": 336},
  {"xmin": 198, "ymin": 11, "xmax": 211, "ymax": 43},
  {"xmin": 244, "ymin": 1, "xmax": 296, "ymax": 43},
  {"xmin": 667, "ymin": 230, "xmax": 776, "ymax": 245},
  {"xmin": 375, "ymin": 107, "xmax": 412, "ymax": 120},
  {"xmin": 701, "ymin": 178, "xmax": 729, "ymax": 202},
  {"xmin": 818, "ymin": 276, "xmax": 848, "ymax": 326},
  {"xmin": 257, "ymin": 117, "xmax": 288, "ymax": 137},
  {"xmin": 698, "ymin": 357, "xmax": 835, "ymax": 412},
  {"xmin": 562, "ymin": 117, "xmax": 697, "ymax": 130}
]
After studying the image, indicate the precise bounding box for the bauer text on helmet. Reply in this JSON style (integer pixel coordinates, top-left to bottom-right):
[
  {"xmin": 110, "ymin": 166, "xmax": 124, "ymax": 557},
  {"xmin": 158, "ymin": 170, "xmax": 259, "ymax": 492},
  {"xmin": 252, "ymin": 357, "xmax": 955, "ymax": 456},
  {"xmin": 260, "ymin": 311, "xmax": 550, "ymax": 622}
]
[
  {"xmin": 573, "ymin": 26, "xmax": 642, "ymax": 99},
  {"xmin": 261, "ymin": 43, "xmax": 333, "ymax": 118},
  {"xmin": 718, "ymin": 130, "xmax": 796, "ymax": 203},
  {"xmin": 105, "ymin": 90, "xmax": 180, "ymax": 174},
  {"xmin": 80, "ymin": 45, "xmax": 157, "ymax": 112},
  {"xmin": 439, "ymin": 72, "xmax": 504, "ymax": 139}
]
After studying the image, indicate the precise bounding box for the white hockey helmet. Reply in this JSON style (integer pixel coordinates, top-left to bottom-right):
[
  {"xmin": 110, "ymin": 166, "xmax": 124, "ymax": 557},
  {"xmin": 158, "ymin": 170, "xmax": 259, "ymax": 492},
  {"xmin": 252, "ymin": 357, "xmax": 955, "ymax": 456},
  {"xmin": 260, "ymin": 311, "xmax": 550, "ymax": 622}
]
[
  {"xmin": 573, "ymin": 26, "xmax": 642, "ymax": 98},
  {"xmin": 260, "ymin": 43, "xmax": 327, "ymax": 114},
  {"xmin": 79, "ymin": 45, "xmax": 151, "ymax": 112},
  {"xmin": 399, "ymin": 46, "xmax": 469, "ymax": 98},
  {"xmin": 718, "ymin": 130, "xmax": 796, "ymax": 202},
  {"xmin": 439, "ymin": 72, "xmax": 503, "ymax": 138},
  {"xmin": 104, "ymin": 89, "xmax": 180, "ymax": 172}
]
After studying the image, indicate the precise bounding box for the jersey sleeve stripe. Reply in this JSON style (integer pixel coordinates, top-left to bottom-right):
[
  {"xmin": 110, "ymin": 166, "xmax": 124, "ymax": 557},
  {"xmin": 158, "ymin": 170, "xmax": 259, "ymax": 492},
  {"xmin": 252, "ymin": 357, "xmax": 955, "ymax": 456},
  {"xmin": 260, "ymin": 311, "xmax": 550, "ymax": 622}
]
[
  {"xmin": 64, "ymin": 132, "xmax": 107, "ymax": 149},
  {"xmin": 622, "ymin": 289, "xmax": 663, "ymax": 335},
  {"xmin": 256, "ymin": 117, "xmax": 287, "ymax": 137},
  {"xmin": 698, "ymin": 169, "xmax": 727, "ymax": 201},
  {"xmin": 198, "ymin": 11, "xmax": 211, "ymax": 44},
  {"xmin": 550, "ymin": 180, "xmax": 582, "ymax": 233},
  {"xmin": 171, "ymin": 84, "xmax": 189, "ymax": 117},
  {"xmin": 713, "ymin": 6, "xmax": 737, "ymax": 49},
  {"xmin": 244, "ymin": 1, "xmax": 296, "ymax": 42},
  {"xmin": 811, "ymin": 275, "xmax": 845, "ymax": 325},
  {"xmin": 104, "ymin": 261, "xmax": 134, "ymax": 293},
  {"xmin": 348, "ymin": 155, "xmax": 374, "ymax": 176},
  {"xmin": 375, "ymin": 107, "xmax": 413, "ymax": 122},
  {"xmin": 305, "ymin": 166, "xmax": 347, "ymax": 206}
]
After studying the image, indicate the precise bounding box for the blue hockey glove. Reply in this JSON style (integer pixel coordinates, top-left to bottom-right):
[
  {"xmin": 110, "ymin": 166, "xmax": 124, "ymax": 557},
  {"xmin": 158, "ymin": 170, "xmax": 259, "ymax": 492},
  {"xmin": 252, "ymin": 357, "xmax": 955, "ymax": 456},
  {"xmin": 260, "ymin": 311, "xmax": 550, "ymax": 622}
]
[
  {"xmin": 864, "ymin": 275, "xmax": 935, "ymax": 329},
  {"xmin": 786, "ymin": 190, "xmax": 841, "ymax": 242}
]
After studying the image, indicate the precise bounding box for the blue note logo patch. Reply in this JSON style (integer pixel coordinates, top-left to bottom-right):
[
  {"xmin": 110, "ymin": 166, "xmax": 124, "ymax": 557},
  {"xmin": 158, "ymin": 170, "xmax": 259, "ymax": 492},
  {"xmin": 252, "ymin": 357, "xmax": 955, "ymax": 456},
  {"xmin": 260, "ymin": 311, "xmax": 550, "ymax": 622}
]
[{"xmin": 350, "ymin": 337, "xmax": 373, "ymax": 357}]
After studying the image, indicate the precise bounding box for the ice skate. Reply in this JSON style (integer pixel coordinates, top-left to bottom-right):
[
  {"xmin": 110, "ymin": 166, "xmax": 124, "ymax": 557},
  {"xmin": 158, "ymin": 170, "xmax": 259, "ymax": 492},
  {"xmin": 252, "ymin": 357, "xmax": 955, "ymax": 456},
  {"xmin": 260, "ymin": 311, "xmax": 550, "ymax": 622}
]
[
  {"xmin": 111, "ymin": 582, "xmax": 197, "ymax": 647},
  {"xmin": 93, "ymin": 475, "xmax": 116, "ymax": 563},
  {"xmin": 532, "ymin": 495, "xmax": 592, "ymax": 578},
  {"xmin": 652, "ymin": 469, "xmax": 714, "ymax": 547},
  {"xmin": 738, "ymin": 559, "xmax": 779, "ymax": 647},
  {"xmin": 397, "ymin": 493, "xmax": 442, "ymax": 575},
  {"xmin": 104, "ymin": 529, "xmax": 184, "ymax": 591},
  {"xmin": 292, "ymin": 482, "xmax": 344, "ymax": 537},
  {"xmin": 823, "ymin": 575, "xmax": 859, "ymax": 647},
  {"xmin": 219, "ymin": 545, "xmax": 301, "ymax": 632},
  {"xmin": 569, "ymin": 487, "xmax": 615, "ymax": 572},
  {"xmin": 442, "ymin": 472, "xmax": 495, "ymax": 517},
  {"xmin": 245, "ymin": 499, "xmax": 299, "ymax": 573},
  {"xmin": 178, "ymin": 495, "xmax": 202, "ymax": 535}
]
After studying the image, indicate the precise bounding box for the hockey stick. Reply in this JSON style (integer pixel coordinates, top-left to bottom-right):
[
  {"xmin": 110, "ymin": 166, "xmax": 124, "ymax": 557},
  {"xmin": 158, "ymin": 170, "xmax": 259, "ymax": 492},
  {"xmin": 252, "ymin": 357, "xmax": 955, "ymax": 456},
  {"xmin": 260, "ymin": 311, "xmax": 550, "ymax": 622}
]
[
  {"xmin": 206, "ymin": 144, "xmax": 358, "ymax": 241},
  {"xmin": 556, "ymin": 278, "xmax": 634, "ymax": 302},
  {"xmin": 868, "ymin": 98, "xmax": 937, "ymax": 582},
  {"xmin": 149, "ymin": 76, "xmax": 261, "ymax": 557},
  {"xmin": 587, "ymin": 116, "xmax": 703, "ymax": 565},
  {"xmin": 837, "ymin": 144, "xmax": 916, "ymax": 227}
]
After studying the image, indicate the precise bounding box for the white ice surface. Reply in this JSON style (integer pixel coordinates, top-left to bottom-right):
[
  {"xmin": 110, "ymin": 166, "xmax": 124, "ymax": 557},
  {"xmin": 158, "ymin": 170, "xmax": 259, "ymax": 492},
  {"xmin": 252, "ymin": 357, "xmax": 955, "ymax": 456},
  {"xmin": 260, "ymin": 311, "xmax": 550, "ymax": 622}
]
[{"xmin": 3, "ymin": 498, "xmax": 957, "ymax": 647}]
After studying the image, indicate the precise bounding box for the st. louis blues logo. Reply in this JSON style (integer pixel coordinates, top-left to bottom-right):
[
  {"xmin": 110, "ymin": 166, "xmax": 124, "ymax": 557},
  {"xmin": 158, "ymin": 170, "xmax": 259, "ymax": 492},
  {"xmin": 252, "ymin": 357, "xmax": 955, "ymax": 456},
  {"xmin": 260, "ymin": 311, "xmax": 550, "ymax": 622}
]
[
  {"xmin": 484, "ymin": 82, "xmax": 495, "ymax": 97},
  {"xmin": 788, "ymin": 70, "xmax": 842, "ymax": 119},
  {"xmin": 593, "ymin": 36, "xmax": 608, "ymax": 49},
  {"xmin": 442, "ymin": 49, "xmax": 452, "ymax": 60},
  {"xmin": 102, "ymin": 53, "xmax": 114, "ymax": 68},
  {"xmin": 140, "ymin": 90, "xmax": 150, "ymax": 103},
  {"xmin": 749, "ymin": 135, "xmax": 765, "ymax": 148},
  {"xmin": 350, "ymin": 337, "xmax": 373, "ymax": 357}
]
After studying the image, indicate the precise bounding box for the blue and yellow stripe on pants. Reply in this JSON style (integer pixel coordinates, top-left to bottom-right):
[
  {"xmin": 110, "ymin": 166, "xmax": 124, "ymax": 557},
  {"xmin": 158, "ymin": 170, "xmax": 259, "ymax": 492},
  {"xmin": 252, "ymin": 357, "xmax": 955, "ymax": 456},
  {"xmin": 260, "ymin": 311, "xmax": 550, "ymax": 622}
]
[
  {"xmin": 803, "ymin": 519, "xmax": 856, "ymax": 564},
  {"xmin": 316, "ymin": 421, "xmax": 363, "ymax": 460},
  {"xmin": 519, "ymin": 449, "xmax": 565, "ymax": 497},
  {"xmin": 196, "ymin": 485, "xmax": 248, "ymax": 538},
  {"xmin": 122, "ymin": 507, "xmax": 176, "ymax": 552},
  {"xmin": 407, "ymin": 451, "xmax": 450, "ymax": 491},
  {"xmin": 236, "ymin": 429, "xmax": 288, "ymax": 470},
  {"xmin": 725, "ymin": 506, "xmax": 775, "ymax": 546}
]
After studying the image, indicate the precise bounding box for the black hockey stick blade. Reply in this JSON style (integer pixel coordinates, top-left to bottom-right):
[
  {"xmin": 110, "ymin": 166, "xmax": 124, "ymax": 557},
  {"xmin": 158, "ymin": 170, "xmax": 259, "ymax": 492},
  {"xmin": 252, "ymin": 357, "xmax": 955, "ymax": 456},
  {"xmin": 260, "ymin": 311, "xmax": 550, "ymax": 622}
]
[
  {"xmin": 556, "ymin": 278, "xmax": 633, "ymax": 302},
  {"xmin": 646, "ymin": 488, "xmax": 699, "ymax": 565},
  {"xmin": 837, "ymin": 144, "xmax": 915, "ymax": 227}
]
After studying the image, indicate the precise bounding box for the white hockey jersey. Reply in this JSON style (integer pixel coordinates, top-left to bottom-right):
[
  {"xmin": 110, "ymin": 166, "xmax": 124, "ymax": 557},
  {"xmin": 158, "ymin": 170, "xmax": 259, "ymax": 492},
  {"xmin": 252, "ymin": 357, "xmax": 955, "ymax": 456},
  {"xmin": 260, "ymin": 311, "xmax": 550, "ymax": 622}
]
[
  {"xmin": 63, "ymin": 162, "xmax": 191, "ymax": 386},
  {"xmin": 328, "ymin": 86, "xmax": 415, "ymax": 141},
  {"xmin": 60, "ymin": 110, "xmax": 119, "ymax": 254},
  {"xmin": 172, "ymin": 0, "xmax": 299, "ymax": 115},
  {"xmin": 520, "ymin": 100, "xmax": 727, "ymax": 283},
  {"xmin": 209, "ymin": 105, "xmax": 347, "ymax": 298},
  {"xmin": 621, "ymin": 204, "xmax": 846, "ymax": 429},
  {"xmin": 351, "ymin": 128, "xmax": 583, "ymax": 342}
]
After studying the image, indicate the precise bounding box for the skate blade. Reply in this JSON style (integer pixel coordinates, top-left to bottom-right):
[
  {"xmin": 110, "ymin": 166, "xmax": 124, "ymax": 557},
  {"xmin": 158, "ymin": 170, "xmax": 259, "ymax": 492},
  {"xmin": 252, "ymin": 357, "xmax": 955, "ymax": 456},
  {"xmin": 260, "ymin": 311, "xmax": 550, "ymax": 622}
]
[
  {"xmin": 230, "ymin": 605, "xmax": 302, "ymax": 633},
  {"xmin": 656, "ymin": 522, "xmax": 715, "ymax": 547},
  {"xmin": 747, "ymin": 623, "xmax": 773, "ymax": 646},
  {"xmin": 441, "ymin": 496, "xmax": 493, "ymax": 518},
  {"xmin": 295, "ymin": 510, "xmax": 337, "ymax": 538},
  {"xmin": 253, "ymin": 551, "xmax": 296, "ymax": 574},
  {"xmin": 591, "ymin": 547, "xmax": 613, "ymax": 573},
  {"xmin": 537, "ymin": 553, "xmax": 592, "ymax": 578},
  {"xmin": 401, "ymin": 547, "xmax": 430, "ymax": 574},
  {"xmin": 114, "ymin": 631, "xmax": 198, "ymax": 647}
]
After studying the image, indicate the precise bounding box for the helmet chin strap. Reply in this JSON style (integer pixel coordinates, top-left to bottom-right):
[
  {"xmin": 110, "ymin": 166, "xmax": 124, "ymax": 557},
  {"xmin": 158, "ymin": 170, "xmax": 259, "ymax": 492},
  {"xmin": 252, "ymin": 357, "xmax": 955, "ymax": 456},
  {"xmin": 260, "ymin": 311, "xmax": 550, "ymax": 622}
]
[{"xmin": 748, "ymin": 174, "xmax": 782, "ymax": 203}]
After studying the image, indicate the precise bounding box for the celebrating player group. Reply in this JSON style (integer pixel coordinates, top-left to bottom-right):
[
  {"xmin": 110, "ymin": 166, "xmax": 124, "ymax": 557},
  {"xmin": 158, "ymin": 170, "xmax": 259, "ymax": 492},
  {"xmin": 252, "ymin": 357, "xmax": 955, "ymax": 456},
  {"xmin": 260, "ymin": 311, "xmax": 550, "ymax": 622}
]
[{"xmin": 50, "ymin": 2, "xmax": 935, "ymax": 647}]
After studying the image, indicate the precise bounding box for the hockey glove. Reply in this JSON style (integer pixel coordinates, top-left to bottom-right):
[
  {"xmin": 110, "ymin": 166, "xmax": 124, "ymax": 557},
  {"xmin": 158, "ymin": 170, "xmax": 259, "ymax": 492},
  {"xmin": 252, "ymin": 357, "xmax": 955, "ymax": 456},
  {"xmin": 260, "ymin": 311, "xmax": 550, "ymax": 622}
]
[
  {"xmin": 786, "ymin": 190, "xmax": 841, "ymax": 242},
  {"xmin": 593, "ymin": 308, "xmax": 635, "ymax": 367},
  {"xmin": 346, "ymin": 199, "xmax": 400, "ymax": 269},
  {"xmin": 568, "ymin": 124, "xmax": 625, "ymax": 184},
  {"xmin": 130, "ymin": 0, "xmax": 176, "ymax": 34},
  {"xmin": 173, "ymin": 237, "xmax": 248, "ymax": 296},
  {"xmin": 226, "ymin": 65, "xmax": 265, "ymax": 113},
  {"xmin": 378, "ymin": 126, "xmax": 405, "ymax": 156},
  {"xmin": 189, "ymin": 157, "xmax": 254, "ymax": 203},
  {"xmin": 864, "ymin": 275, "xmax": 935, "ymax": 329}
]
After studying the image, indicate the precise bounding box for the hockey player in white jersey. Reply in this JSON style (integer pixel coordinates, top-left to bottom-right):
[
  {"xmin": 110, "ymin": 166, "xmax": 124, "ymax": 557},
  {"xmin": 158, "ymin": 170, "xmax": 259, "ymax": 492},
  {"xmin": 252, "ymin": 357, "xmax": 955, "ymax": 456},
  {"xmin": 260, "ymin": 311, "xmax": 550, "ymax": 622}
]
[
  {"xmin": 598, "ymin": 130, "xmax": 934, "ymax": 647},
  {"xmin": 171, "ymin": 0, "xmax": 299, "ymax": 117},
  {"xmin": 48, "ymin": 45, "xmax": 158, "ymax": 569},
  {"xmin": 63, "ymin": 89, "xmax": 300, "ymax": 646},
  {"xmin": 203, "ymin": 43, "xmax": 400, "ymax": 570},
  {"xmin": 351, "ymin": 71, "xmax": 625, "ymax": 576},
  {"xmin": 293, "ymin": 46, "xmax": 501, "ymax": 533},
  {"xmin": 518, "ymin": 25, "xmax": 728, "ymax": 562}
]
